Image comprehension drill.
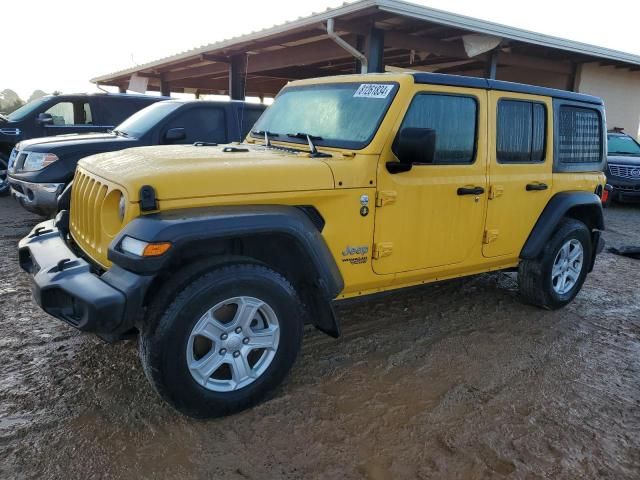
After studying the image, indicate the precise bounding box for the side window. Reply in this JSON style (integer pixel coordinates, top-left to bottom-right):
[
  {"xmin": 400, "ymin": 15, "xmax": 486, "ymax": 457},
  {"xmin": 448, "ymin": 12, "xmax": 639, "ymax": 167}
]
[
  {"xmin": 397, "ymin": 94, "xmax": 477, "ymax": 164},
  {"xmin": 557, "ymin": 106, "xmax": 602, "ymax": 164},
  {"xmin": 45, "ymin": 102, "xmax": 74, "ymax": 125},
  {"xmin": 497, "ymin": 100, "xmax": 546, "ymax": 163},
  {"xmin": 164, "ymin": 107, "xmax": 227, "ymax": 144}
]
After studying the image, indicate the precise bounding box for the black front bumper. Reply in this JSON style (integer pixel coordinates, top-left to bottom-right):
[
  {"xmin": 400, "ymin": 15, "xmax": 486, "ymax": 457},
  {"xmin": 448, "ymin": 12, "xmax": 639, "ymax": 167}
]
[
  {"xmin": 607, "ymin": 176, "xmax": 640, "ymax": 202},
  {"xmin": 18, "ymin": 217, "xmax": 152, "ymax": 338}
]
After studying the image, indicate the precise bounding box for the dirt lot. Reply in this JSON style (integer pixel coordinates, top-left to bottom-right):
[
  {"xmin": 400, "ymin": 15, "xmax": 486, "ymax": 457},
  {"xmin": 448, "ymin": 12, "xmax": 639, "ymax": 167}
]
[{"xmin": 1, "ymin": 195, "xmax": 639, "ymax": 480}]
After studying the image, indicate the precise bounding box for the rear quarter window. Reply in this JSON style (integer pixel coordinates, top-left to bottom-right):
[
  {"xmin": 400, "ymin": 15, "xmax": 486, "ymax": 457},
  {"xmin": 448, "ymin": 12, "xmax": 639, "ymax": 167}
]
[{"xmin": 553, "ymin": 101, "xmax": 604, "ymax": 172}]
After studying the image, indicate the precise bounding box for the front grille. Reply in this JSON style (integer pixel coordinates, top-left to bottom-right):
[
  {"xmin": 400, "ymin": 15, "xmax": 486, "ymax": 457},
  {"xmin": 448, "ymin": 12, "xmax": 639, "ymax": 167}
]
[
  {"xmin": 70, "ymin": 168, "xmax": 110, "ymax": 267},
  {"xmin": 608, "ymin": 163, "xmax": 640, "ymax": 180}
]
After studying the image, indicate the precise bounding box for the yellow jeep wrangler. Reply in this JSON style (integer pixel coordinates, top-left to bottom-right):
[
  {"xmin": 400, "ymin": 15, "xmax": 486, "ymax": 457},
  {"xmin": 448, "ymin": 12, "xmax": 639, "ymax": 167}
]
[{"xmin": 19, "ymin": 73, "xmax": 607, "ymax": 417}]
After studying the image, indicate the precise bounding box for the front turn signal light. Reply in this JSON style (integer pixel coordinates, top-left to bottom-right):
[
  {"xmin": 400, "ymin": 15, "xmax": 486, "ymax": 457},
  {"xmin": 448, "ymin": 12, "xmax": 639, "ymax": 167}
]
[
  {"xmin": 143, "ymin": 242, "xmax": 172, "ymax": 257},
  {"xmin": 120, "ymin": 236, "xmax": 171, "ymax": 257}
]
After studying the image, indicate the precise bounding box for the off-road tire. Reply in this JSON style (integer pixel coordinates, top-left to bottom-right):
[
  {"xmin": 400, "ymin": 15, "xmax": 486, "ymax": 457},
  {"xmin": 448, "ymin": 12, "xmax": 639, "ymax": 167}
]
[
  {"xmin": 139, "ymin": 262, "xmax": 304, "ymax": 418},
  {"xmin": 518, "ymin": 218, "xmax": 592, "ymax": 310},
  {"xmin": 0, "ymin": 153, "xmax": 9, "ymax": 197}
]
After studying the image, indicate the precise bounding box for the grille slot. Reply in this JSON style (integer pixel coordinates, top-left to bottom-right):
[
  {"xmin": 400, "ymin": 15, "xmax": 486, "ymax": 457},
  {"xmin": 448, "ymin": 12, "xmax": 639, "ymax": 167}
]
[
  {"xmin": 609, "ymin": 164, "xmax": 640, "ymax": 179},
  {"xmin": 70, "ymin": 168, "xmax": 114, "ymax": 267}
]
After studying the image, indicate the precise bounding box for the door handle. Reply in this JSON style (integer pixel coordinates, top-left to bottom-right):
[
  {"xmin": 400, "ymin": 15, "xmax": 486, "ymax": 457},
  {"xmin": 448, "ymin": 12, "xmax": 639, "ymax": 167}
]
[
  {"xmin": 457, "ymin": 186, "xmax": 485, "ymax": 196},
  {"xmin": 526, "ymin": 183, "xmax": 548, "ymax": 191}
]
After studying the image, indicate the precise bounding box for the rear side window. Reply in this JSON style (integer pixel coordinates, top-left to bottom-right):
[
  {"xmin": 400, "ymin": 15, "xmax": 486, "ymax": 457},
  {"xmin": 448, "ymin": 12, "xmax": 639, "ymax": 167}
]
[
  {"xmin": 399, "ymin": 94, "xmax": 477, "ymax": 164},
  {"xmin": 497, "ymin": 100, "xmax": 546, "ymax": 163},
  {"xmin": 557, "ymin": 106, "xmax": 602, "ymax": 164}
]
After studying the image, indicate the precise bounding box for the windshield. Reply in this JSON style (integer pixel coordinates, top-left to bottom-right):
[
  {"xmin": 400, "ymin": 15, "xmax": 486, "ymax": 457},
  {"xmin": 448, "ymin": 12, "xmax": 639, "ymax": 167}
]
[
  {"xmin": 6, "ymin": 97, "xmax": 49, "ymax": 121},
  {"xmin": 251, "ymin": 82, "xmax": 398, "ymax": 149},
  {"xmin": 115, "ymin": 101, "xmax": 181, "ymax": 138},
  {"xmin": 608, "ymin": 134, "xmax": 640, "ymax": 156}
]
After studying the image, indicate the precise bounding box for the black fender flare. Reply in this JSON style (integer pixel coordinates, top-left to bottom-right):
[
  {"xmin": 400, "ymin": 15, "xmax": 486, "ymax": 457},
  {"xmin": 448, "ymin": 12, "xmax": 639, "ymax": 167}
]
[
  {"xmin": 108, "ymin": 205, "xmax": 344, "ymax": 337},
  {"xmin": 520, "ymin": 191, "xmax": 604, "ymax": 260}
]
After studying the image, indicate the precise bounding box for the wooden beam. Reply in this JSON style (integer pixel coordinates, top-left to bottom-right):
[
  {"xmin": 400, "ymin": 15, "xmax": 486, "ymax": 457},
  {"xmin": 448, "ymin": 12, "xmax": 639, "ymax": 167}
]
[
  {"xmin": 384, "ymin": 31, "xmax": 466, "ymax": 58},
  {"xmin": 164, "ymin": 62, "xmax": 228, "ymax": 82},
  {"xmin": 200, "ymin": 53, "xmax": 230, "ymax": 63}
]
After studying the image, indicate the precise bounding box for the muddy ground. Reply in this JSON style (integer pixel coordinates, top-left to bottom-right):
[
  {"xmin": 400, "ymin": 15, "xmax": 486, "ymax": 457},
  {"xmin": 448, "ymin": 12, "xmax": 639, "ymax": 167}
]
[{"xmin": 0, "ymin": 195, "xmax": 639, "ymax": 480}]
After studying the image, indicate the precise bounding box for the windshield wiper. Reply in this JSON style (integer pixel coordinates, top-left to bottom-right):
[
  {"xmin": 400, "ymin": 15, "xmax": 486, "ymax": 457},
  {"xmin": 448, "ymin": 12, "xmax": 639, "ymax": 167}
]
[
  {"xmin": 252, "ymin": 129, "xmax": 279, "ymax": 138},
  {"xmin": 112, "ymin": 129, "xmax": 129, "ymax": 138},
  {"xmin": 287, "ymin": 132, "xmax": 322, "ymax": 140},
  {"xmin": 286, "ymin": 132, "xmax": 330, "ymax": 158}
]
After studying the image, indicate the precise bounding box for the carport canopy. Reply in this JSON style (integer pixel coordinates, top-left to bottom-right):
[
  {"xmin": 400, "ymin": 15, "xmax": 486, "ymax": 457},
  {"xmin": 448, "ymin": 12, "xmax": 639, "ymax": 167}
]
[{"xmin": 91, "ymin": 0, "xmax": 640, "ymax": 99}]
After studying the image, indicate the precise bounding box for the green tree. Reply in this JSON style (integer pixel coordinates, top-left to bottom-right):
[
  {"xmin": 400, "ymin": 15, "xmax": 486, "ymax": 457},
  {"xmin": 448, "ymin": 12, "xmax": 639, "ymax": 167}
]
[{"xmin": 0, "ymin": 89, "xmax": 25, "ymax": 114}]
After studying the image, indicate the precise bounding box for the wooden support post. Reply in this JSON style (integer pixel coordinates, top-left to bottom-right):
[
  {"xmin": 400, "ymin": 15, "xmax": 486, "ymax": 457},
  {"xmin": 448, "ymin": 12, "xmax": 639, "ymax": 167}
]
[
  {"xmin": 366, "ymin": 27, "xmax": 384, "ymax": 73},
  {"xmin": 229, "ymin": 54, "xmax": 247, "ymax": 100},
  {"xmin": 160, "ymin": 79, "xmax": 170, "ymax": 97},
  {"xmin": 485, "ymin": 50, "xmax": 498, "ymax": 79}
]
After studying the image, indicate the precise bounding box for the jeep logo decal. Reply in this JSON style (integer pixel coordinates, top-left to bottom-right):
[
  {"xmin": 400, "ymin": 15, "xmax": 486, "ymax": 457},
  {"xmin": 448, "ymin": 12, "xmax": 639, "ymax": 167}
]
[{"xmin": 342, "ymin": 245, "xmax": 369, "ymax": 256}]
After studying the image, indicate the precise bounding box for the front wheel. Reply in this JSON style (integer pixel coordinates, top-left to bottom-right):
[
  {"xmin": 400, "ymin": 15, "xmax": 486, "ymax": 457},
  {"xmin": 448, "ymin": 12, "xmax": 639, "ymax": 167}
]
[
  {"xmin": 0, "ymin": 153, "xmax": 9, "ymax": 196},
  {"xmin": 139, "ymin": 263, "xmax": 304, "ymax": 418},
  {"xmin": 518, "ymin": 218, "xmax": 592, "ymax": 310}
]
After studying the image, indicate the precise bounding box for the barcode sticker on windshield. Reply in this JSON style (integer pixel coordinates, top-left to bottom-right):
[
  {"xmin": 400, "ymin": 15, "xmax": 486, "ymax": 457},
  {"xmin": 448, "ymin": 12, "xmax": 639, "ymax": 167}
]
[{"xmin": 353, "ymin": 84, "xmax": 394, "ymax": 99}]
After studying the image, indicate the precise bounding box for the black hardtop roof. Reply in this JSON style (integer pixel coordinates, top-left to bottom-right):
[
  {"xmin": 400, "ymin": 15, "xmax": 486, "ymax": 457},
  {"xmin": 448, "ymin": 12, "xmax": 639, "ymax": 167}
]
[
  {"xmin": 412, "ymin": 72, "xmax": 603, "ymax": 105},
  {"xmin": 43, "ymin": 92, "xmax": 170, "ymax": 100}
]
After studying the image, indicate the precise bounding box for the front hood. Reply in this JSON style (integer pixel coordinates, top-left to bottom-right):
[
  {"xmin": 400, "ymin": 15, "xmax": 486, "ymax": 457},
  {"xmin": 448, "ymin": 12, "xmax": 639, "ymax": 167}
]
[
  {"xmin": 607, "ymin": 154, "xmax": 640, "ymax": 166},
  {"xmin": 78, "ymin": 144, "xmax": 336, "ymax": 201},
  {"xmin": 19, "ymin": 133, "xmax": 132, "ymax": 153}
]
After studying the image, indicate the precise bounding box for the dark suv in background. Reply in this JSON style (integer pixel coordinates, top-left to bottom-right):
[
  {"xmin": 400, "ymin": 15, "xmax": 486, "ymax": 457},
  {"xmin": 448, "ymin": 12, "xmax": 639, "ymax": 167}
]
[
  {"xmin": 8, "ymin": 100, "xmax": 266, "ymax": 216},
  {"xmin": 606, "ymin": 130, "xmax": 640, "ymax": 203},
  {"xmin": 0, "ymin": 93, "xmax": 167, "ymax": 196}
]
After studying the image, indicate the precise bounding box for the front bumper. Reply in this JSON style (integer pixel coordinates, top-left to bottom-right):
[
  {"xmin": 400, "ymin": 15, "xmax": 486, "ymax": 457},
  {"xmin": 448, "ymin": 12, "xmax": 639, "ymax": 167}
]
[
  {"xmin": 18, "ymin": 216, "xmax": 152, "ymax": 339},
  {"xmin": 606, "ymin": 175, "xmax": 640, "ymax": 202},
  {"xmin": 9, "ymin": 176, "xmax": 64, "ymax": 215}
]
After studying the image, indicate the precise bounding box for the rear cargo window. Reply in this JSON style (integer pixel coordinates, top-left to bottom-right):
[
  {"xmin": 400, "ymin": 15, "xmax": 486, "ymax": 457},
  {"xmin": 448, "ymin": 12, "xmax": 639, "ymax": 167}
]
[
  {"xmin": 557, "ymin": 106, "xmax": 602, "ymax": 164},
  {"xmin": 497, "ymin": 100, "xmax": 546, "ymax": 163}
]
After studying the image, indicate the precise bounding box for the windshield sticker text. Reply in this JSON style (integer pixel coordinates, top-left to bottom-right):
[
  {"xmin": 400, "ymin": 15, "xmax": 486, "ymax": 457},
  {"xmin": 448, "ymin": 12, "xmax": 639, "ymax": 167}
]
[{"xmin": 353, "ymin": 84, "xmax": 394, "ymax": 99}]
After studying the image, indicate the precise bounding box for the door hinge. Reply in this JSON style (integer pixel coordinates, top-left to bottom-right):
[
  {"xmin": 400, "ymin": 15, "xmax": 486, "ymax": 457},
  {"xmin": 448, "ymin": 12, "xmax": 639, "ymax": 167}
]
[
  {"xmin": 488, "ymin": 185, "xmax": 504, "ymax": 200},
  {"xmin": 375, "ymin": 190, "xmax": 397, "ymax": 207},
  {"xmin": 373, "ymin": 242, "xmax": 393, "ymax": 259},
  {"xmin": 483, "ymin": 229, "xmax": 499, "ymax": 244}
]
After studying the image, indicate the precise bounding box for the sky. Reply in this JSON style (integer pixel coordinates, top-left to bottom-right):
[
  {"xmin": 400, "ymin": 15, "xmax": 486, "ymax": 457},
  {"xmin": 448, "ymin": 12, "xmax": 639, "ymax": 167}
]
[{"xmin": 3, "ymin": 0, "xmax": 640, "ymax": 100}]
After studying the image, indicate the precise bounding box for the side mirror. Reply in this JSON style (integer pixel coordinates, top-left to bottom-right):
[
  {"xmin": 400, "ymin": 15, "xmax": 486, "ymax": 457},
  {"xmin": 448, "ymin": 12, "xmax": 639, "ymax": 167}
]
[
  {"xmin": 164, "ymin": 127, "xmax": 186, "ymax": 142},
  {"xmin": 37, "ymin": 113, "xmax": 53, "ymax": 126},
  {"xmin": 387, "ymin": 127, "xmax": 436, "ymax": 174}
]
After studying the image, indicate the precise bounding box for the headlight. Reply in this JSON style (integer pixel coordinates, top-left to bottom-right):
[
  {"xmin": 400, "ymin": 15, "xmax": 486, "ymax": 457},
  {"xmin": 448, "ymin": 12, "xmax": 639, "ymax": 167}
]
[
  {"xmin": 120, "ymin": 236, "xmax": 171, "ymax": 257},
  {"xmin": 22, "ymin": 152, "xmax": 59, "ymax": 171},
  {"xmin": 118, "ymin": 193, "xmax": 126, "ymax": 222}
]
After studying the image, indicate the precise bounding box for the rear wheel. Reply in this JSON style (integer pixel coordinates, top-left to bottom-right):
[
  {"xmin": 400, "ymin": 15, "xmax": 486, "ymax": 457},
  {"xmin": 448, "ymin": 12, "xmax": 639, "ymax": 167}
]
[
  {"xmin": 139, "ymin": 263, "xmax": 304, "ymax": 418},
  {"xmin": 518, "ymin": 219, "xmax": 592, "ymax": 310},
  {"xmin": 0, "ymin": 153, "xmax": 9, "ymax": 196}
]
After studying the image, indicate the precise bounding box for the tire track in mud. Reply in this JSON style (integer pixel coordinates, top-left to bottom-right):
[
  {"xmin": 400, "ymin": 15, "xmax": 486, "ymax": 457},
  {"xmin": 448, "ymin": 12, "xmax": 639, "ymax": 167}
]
[{"xmin": 1, "ymin": 196, "xmax": 639, "ymax": 479}]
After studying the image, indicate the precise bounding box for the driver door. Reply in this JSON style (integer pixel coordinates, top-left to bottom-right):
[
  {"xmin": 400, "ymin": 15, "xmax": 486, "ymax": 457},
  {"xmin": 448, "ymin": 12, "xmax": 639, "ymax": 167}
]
[{"xmin": 373, "ymin": 85, "xmax": 488, "ymax": 275}]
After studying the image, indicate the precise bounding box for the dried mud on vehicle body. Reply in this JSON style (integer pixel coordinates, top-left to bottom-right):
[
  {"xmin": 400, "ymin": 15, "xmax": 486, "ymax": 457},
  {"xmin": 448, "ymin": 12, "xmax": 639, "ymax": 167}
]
[{"xmin": 1, "ymin": 195, "xmax": 640, "ymax": 479}]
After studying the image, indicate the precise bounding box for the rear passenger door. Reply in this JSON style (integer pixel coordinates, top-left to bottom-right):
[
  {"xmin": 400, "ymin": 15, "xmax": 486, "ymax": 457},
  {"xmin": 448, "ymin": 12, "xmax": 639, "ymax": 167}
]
[{"xmin": 483, "ymin": 92, "xmax": 553, "ymax": 258}]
